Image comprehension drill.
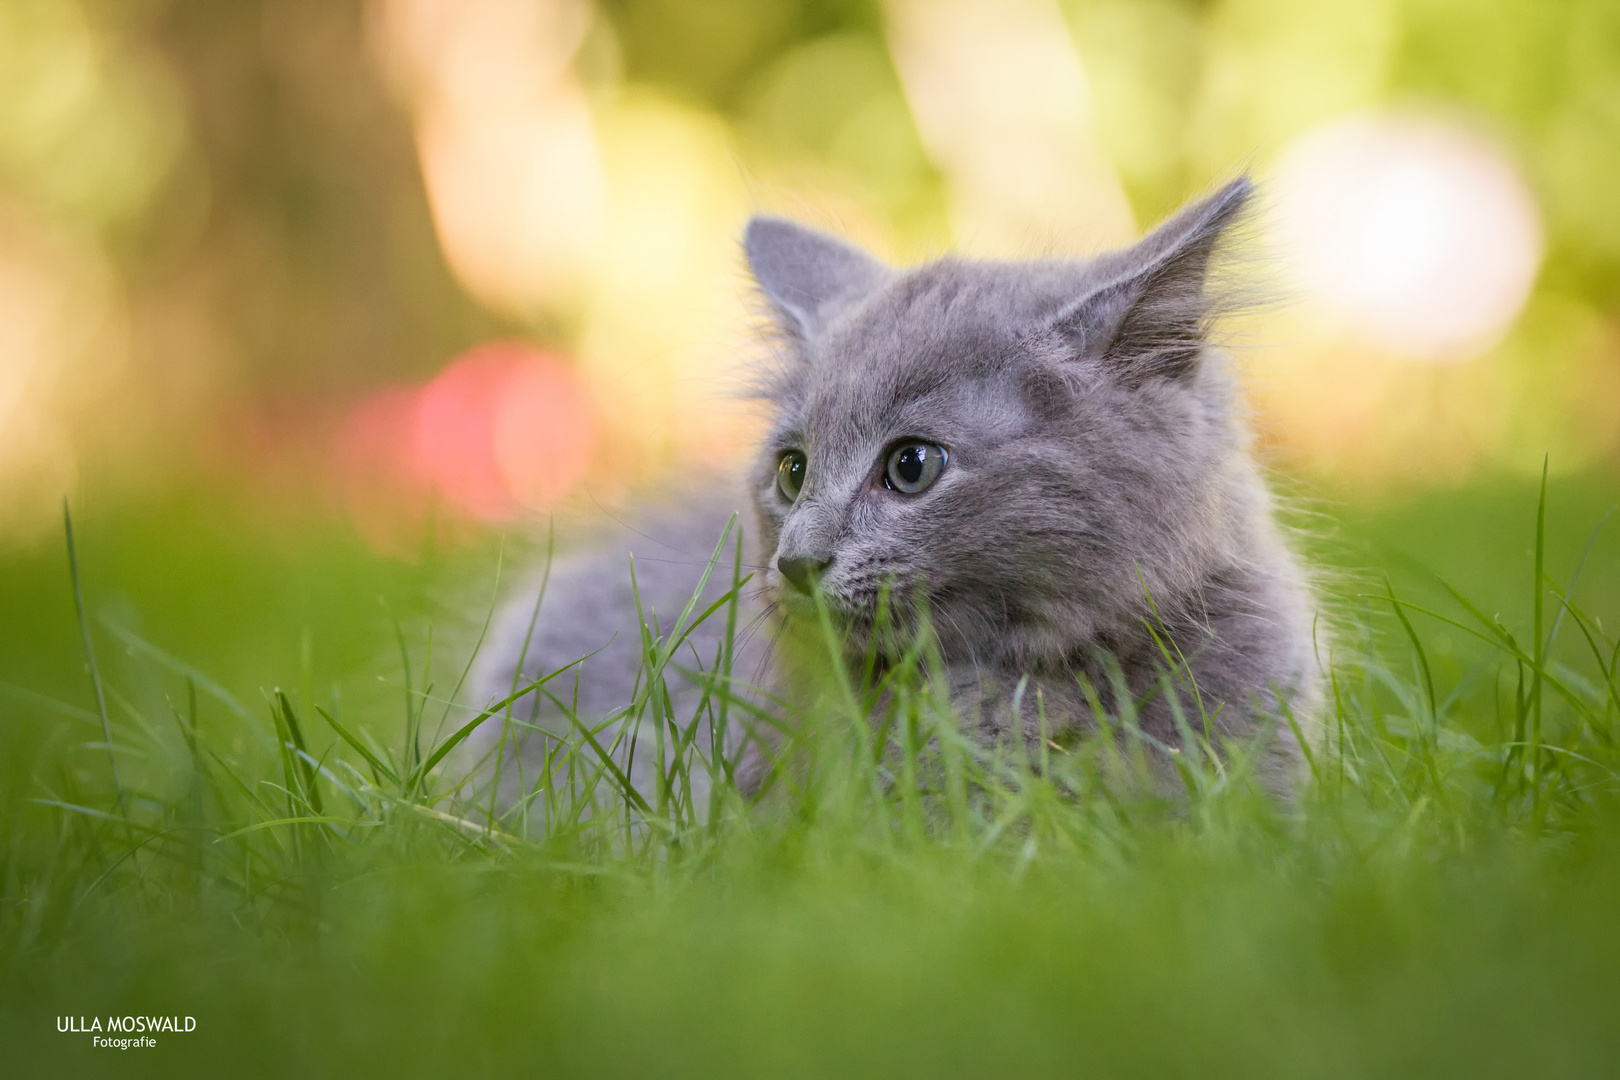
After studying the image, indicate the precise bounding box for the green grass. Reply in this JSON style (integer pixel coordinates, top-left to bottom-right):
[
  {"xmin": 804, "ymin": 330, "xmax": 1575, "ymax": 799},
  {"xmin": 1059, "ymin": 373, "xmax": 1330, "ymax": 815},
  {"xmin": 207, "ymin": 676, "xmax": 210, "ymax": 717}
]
[{"xmin": 3, "ymin": 468, "xmax": 1619, "ymax": 1078}]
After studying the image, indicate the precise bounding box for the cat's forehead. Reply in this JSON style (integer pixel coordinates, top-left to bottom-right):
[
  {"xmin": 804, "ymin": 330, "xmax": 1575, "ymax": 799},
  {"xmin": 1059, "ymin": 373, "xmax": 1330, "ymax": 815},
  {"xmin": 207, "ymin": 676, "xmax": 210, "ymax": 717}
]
[
  {"xmin": 787, "ymin": 258, "xmax": 1094, "ymax": 421},
  {"xmin": 842, "ymin": 259, "xmax": 1087, "ymax": 356}
]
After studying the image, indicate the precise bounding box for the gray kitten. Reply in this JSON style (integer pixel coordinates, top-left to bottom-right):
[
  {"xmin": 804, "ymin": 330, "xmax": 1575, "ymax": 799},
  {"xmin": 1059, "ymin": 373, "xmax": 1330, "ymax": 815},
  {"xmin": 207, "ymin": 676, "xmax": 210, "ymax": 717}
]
[{"xmin": 475, "ymin": 178, "xmax": 1320, "ymax": 801}]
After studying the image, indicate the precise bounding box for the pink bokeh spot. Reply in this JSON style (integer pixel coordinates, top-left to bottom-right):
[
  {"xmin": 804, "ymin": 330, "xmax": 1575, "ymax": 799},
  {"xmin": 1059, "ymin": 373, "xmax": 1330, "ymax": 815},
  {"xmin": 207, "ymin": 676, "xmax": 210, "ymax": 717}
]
[
  {"xmin": 335, "ymin": 341, "xmax": 595, "ymax": 546},
  {"xmin": 411, "ymin": 347, "xmax": 518, "ymax": 520},
  {"xmin": 490, "ymin": 351, "xmax": 596, "ymax": 510}
]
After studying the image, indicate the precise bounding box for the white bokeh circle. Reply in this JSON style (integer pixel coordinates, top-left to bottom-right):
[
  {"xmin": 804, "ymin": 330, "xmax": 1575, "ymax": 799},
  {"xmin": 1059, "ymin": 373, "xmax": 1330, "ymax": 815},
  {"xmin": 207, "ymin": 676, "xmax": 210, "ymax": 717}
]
[{"xmin": 1270, "ymin": 114, "xmax": 1543, "ymax": 360}]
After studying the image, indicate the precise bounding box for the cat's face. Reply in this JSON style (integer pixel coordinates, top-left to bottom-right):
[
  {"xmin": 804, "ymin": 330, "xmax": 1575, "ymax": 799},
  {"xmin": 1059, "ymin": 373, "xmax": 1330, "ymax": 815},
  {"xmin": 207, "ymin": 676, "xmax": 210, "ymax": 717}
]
[{"xmin": 746, "ymin": 181, "xmax": 1252, "ymax": 666}]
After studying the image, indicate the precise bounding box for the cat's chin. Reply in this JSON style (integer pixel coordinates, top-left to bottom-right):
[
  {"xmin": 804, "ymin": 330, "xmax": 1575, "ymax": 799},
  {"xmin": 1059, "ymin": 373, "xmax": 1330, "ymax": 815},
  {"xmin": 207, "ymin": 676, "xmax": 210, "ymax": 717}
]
[
  {"xmin": 773, "ymin": 586, "xmax": 860, "ymax": 622},
  {"xmin": 773, "ymin": 586, "xmax": 944, "ymax": 662}
]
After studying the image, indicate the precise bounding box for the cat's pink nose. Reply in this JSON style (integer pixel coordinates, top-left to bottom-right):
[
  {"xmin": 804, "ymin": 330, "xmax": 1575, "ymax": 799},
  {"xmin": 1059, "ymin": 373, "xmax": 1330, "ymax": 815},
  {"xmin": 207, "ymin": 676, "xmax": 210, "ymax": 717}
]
[{"xmin": 777, "ymin": 555, "xmax": 831, "ymax": 595}]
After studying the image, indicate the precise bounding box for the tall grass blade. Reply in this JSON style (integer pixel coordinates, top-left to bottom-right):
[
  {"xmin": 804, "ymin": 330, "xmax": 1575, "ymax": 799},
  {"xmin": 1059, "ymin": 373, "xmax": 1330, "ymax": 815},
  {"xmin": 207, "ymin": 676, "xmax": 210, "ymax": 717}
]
[{"xmin": 62, "ymin": 500, "xmax": 122, "ymax": 812}]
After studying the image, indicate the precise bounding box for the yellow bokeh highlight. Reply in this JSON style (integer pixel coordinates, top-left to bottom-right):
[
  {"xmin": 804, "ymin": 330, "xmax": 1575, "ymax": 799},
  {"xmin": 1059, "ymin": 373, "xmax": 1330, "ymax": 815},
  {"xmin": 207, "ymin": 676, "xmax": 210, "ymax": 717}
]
[
  {"xmin": 379, "ymin": 0, "xmax": 606, "ymax": 316},
  {"xmin": 578, "ymin": 95, "xmax": 759, "ymax": 480},
  {"xmin": 0, "ymin": 207, "xmax": 129, "ymax": 544},
  {"xmin": 885, "ymin": 0, "xmax": 1137, "ymax": 254}
]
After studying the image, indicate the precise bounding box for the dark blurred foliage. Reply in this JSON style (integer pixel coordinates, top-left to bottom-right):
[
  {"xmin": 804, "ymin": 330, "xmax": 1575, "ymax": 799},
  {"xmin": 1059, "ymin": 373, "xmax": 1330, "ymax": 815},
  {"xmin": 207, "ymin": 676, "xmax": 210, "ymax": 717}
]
[
  {"xmin": 107, "ymin": 0, "xmax": 500, "ymax": 394},
  {"xmin": 79, "ymin": 0, "xmax": 899, "ymax": 397}
]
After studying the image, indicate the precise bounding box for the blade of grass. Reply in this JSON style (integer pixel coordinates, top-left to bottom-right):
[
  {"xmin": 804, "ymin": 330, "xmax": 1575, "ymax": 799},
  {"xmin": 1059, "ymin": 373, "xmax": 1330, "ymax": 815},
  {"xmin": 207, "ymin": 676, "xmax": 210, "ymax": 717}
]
[
  {"xmin": 214, "ymin": 817, "xmax": 354, "ymax": 843},
  {"xmin": 63, "ymin": 500, "xmax": 122, "ymax": 813},
  {"xmin": 275, "ymin": 691, "xmax": 324, "ymax": 815},
  {"xmin": 314, "ymin": 705, "xmax": 400, "ymax": 786},
  {"xmin": 407, "ymin": 647, "xmax": 610, "ymax": 793},
  {"xmin": 1530, "ymin": 456, "xmax": 1547, "ymax": 827}
]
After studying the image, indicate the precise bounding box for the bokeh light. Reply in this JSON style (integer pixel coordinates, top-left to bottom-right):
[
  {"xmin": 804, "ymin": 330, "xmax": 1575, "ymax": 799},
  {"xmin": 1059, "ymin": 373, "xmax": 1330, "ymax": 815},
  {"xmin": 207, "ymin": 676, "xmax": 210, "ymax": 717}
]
[
  {"xmin": 378, "ymin": 0, "xmax": 606, "ymax": 316},
  {"xmin": 337, "ymin": 342, "xmax": 595, "ymax": 547},
  {"xmin": 884, "ymin": 0, "xmax": 1136, "ymax": 254},
  {"xmin": 1271, "ymin": 114, "xmax": 1543, "ymax": 360}
]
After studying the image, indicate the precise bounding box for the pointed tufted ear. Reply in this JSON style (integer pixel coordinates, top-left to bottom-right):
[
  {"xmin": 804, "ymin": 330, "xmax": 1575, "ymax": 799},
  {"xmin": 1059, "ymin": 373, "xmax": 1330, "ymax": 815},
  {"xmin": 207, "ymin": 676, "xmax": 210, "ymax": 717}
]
[
  {"xmin": 1051, "ymin": 178, "xmax": 1252, "ymax": 386},
  {"xmin": 744, "ymin": 216, "xmax": 889, "ymax": 341}
]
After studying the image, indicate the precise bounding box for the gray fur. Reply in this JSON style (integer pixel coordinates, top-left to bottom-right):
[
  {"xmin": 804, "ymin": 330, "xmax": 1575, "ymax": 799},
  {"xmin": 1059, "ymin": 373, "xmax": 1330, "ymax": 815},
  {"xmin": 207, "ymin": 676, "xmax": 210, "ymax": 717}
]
[
  {"xmin": 471, "ymin": 493, "xmax": 770, "ymax": 809},
  {"xmin": 477, "ymin": 178, "xmax": 1320, "ymax": 801}
]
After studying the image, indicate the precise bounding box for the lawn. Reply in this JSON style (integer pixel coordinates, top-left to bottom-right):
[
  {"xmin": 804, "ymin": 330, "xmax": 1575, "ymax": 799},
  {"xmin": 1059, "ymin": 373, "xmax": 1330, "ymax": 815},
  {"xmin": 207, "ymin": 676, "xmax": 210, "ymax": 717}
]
[{"xmin": 2, "ymin": 466, "xmax": 1618, "ymax": 1078}]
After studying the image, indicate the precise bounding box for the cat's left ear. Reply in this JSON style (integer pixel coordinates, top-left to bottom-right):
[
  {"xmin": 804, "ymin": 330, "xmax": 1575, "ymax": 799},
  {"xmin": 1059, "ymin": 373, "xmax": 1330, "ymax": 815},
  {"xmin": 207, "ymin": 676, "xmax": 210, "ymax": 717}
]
[
  {"xmin": 1052, "ymin": 178, "xmax": 1251, "ymax": 385},
  {"xmin": 745, "ymin": 216, "xmax": 889, "ymax": 341}
]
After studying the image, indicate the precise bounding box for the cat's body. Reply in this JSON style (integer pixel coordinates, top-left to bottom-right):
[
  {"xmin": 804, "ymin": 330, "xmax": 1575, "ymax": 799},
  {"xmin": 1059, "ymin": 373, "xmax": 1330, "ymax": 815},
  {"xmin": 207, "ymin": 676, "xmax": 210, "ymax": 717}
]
[
  {"xmin": 473, "ymin": 492, "xmax": 769, "ymax": 810},
  {"xmin": 475, "ymin": 178, "xmax": 1320, "ymax": 799}
]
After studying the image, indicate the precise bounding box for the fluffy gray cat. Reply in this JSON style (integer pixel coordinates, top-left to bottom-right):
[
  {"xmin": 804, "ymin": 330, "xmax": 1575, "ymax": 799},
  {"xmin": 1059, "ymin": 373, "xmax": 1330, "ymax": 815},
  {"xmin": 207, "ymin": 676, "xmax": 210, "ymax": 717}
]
[{"xmin": 474, "ymin": 177, "xmax": 1320, "ymax": 803}]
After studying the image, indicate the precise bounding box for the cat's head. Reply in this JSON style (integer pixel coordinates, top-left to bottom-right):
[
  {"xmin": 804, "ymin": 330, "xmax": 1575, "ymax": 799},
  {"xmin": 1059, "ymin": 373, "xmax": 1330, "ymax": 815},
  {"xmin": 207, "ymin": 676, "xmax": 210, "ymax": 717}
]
[{"xmin": 744, "ymin": 180, "xmax": 1257, "ymax": 666}]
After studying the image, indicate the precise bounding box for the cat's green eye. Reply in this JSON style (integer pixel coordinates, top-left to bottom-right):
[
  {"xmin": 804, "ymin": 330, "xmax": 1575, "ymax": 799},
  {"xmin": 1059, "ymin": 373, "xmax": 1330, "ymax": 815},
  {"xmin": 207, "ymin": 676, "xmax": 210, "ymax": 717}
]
[
  {"xmin": 777, "ymin": 450, "xmax": 807, "ymax": 502},
  {"xmin": 885, "ymin": 442, "xmax": 947, "ymax": 495}
]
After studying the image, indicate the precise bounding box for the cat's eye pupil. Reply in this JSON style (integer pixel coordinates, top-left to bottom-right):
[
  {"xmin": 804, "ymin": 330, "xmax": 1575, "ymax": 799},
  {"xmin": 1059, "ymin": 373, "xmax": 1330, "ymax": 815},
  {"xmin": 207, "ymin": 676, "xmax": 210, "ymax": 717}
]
[
  {"xmin": 896, "ymin": 446, "xmax": 925, "ymax": 485},
  {"xmin": 885, "ymin": 442, "xmax": 946, "ymax": 495},
  {"xmin": 777, "ymin": 451, "xmax": 806, "ymax": 501}
]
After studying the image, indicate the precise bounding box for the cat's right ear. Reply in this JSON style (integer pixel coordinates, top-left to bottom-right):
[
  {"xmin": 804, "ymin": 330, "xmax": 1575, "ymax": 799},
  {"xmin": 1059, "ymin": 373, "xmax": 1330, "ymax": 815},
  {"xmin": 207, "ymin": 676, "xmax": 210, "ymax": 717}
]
[
  {"xmin": 744, "ymin": 217, "xmax": 888, "ymax": 340},
  {"xmin": 1049, "ymin": 178, "xmax": 1251, "ymax": 386}
]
